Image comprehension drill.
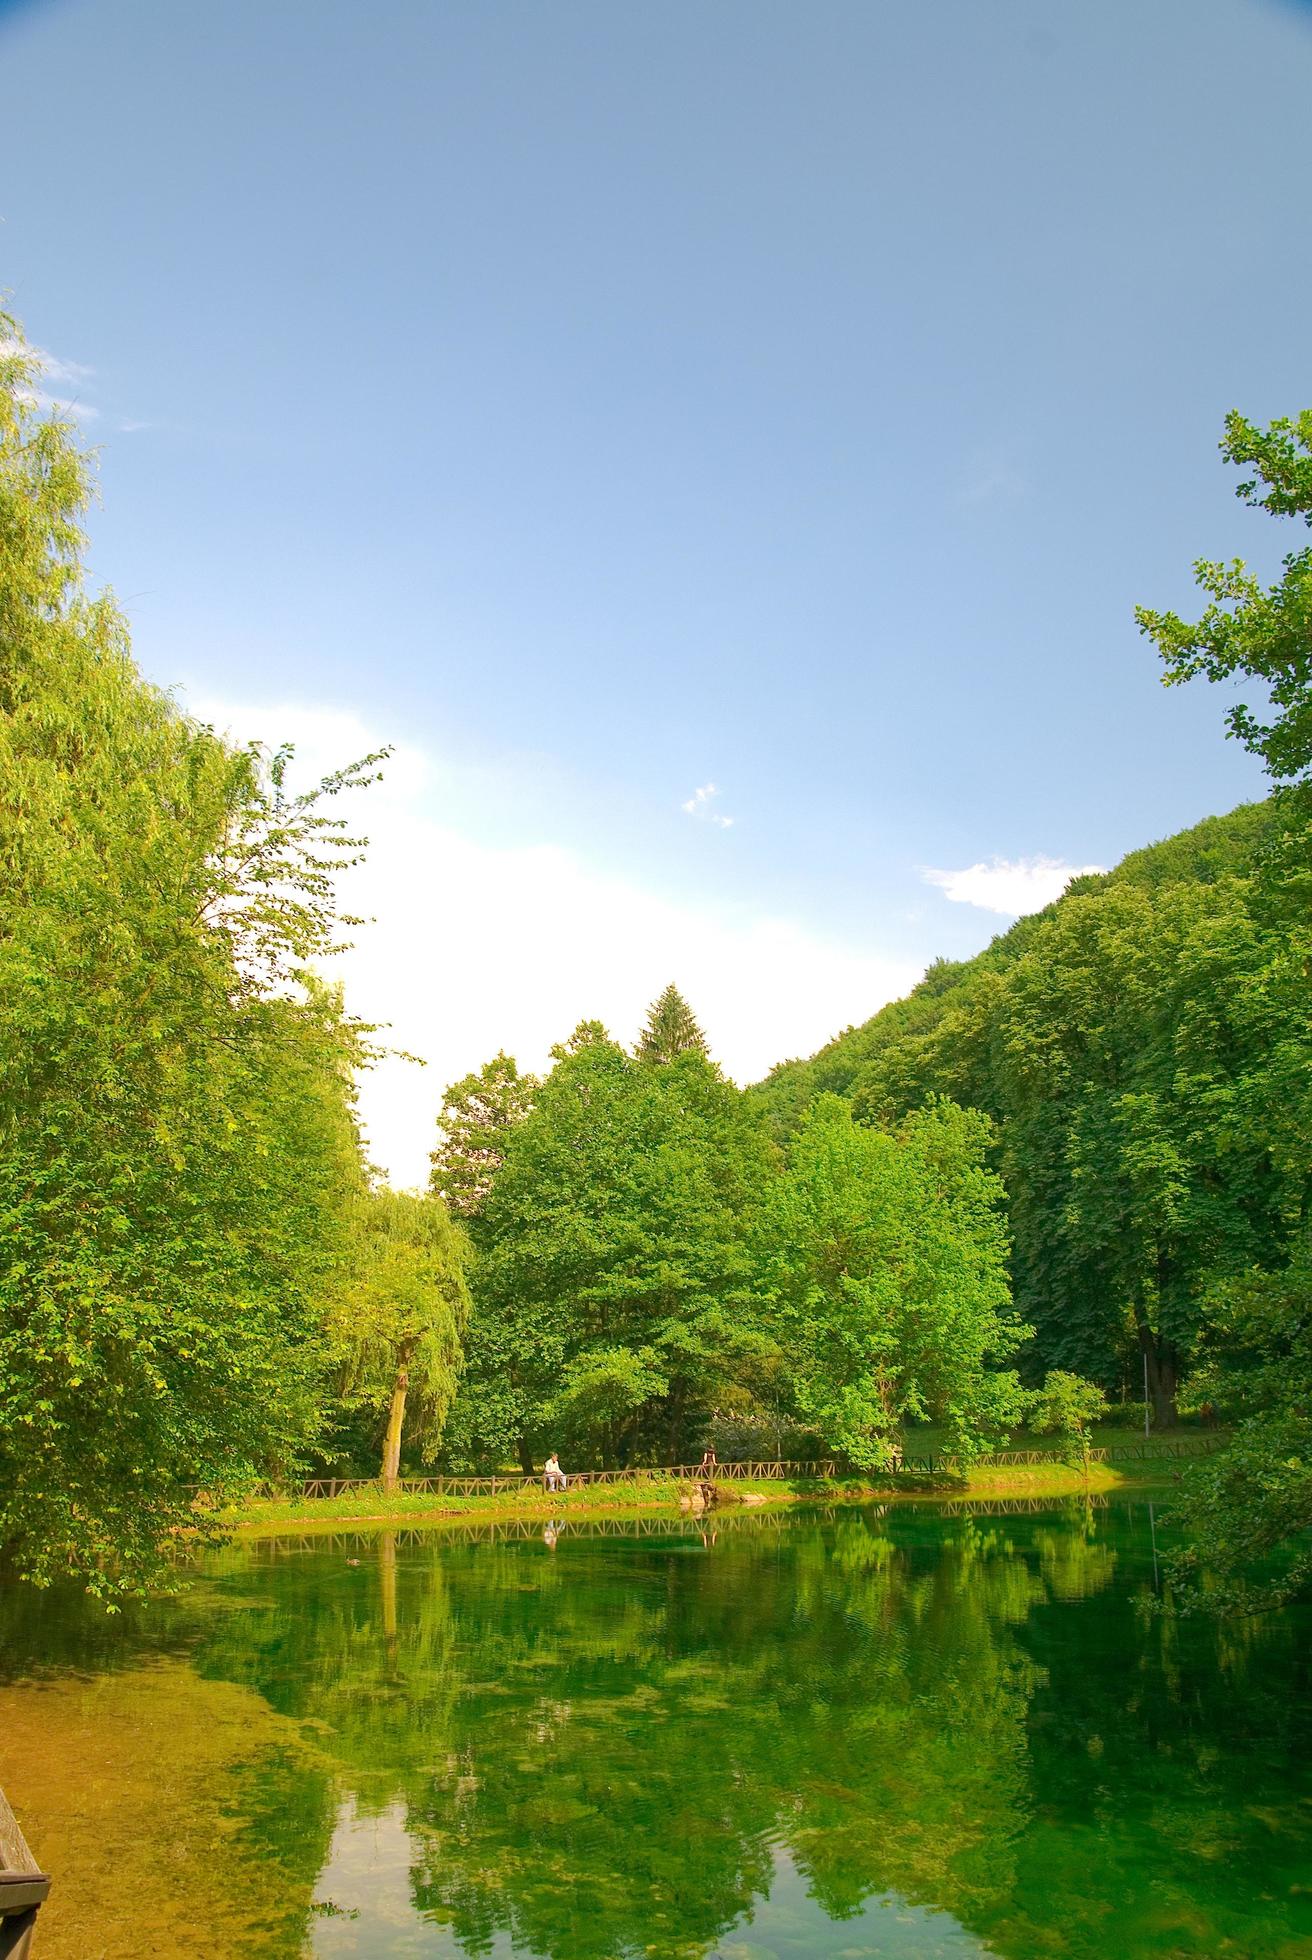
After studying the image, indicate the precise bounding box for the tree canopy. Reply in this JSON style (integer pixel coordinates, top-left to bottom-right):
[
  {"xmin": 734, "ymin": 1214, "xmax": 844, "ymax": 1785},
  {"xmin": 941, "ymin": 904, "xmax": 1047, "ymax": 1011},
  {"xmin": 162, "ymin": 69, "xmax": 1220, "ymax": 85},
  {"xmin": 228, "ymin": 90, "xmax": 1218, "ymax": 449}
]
[
  {"xmin": 0, "ymin": 321, "xmax": 381, "ymax": 1596},
  {"xmin": 335, "ymin": 1189, "xmax": 471, "ymax": 1487},
  {"xmin": 1136, "ymin": 406, "xmax": 1312, "ymax": 1603},
  {"xmin": 442, "ymin": 1001, "xmax": 1030, "ymax": 1477},
  {"xmin": 451, "ymin": 1028, "xmax": 771, "ymax": 1470},
  {"xmin": 755, "ymin": 1097, "xmax": 1026, "ymax": 1469},
  {"xmin": 429, "ymin": 1051, "xmax": 536, "ymax": 1218}
]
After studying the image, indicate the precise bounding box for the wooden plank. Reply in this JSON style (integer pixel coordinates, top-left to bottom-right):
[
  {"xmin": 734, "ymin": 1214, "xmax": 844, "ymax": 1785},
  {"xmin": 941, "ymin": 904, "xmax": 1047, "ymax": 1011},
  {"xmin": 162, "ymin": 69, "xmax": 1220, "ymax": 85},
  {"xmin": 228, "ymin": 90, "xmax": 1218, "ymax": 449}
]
[
  {"xmin": 0, "ymin": 1785, "xmax": 50, "ymax": 1960},
  {"xmin": 0, "ymin": 1789, "xmax": 43, "ymax": 1886}
]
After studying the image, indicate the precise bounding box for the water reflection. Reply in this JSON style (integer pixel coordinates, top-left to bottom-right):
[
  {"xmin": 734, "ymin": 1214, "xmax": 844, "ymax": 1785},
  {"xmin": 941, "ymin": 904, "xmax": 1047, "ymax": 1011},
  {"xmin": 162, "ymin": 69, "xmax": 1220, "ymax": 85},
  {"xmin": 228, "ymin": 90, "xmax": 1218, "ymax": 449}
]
[{"xmin": 2, "ymin": 1500, "xmax": 1309, "ymax": 1959}]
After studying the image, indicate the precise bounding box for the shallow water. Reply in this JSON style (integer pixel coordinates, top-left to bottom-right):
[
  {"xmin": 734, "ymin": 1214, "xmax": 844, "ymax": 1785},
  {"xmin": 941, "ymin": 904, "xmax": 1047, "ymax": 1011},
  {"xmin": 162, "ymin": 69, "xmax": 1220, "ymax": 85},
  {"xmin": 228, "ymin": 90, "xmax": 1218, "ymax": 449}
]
[{"xmin": 3, "ymin": 1497, "xmax": 1310, "ymax": 1958}]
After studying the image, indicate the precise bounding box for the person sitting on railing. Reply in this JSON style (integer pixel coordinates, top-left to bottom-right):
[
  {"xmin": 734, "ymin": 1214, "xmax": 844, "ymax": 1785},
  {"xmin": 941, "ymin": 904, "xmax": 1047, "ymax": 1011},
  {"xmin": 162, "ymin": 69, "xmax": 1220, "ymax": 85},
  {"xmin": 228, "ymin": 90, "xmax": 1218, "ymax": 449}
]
[
  {"xmin": 698, "ymin": 1445, "xmax": 718, "ymax": 1475},
  {"xmin": 544, "ymin": 1452, "xmax": 567, "ymax": 1493}
]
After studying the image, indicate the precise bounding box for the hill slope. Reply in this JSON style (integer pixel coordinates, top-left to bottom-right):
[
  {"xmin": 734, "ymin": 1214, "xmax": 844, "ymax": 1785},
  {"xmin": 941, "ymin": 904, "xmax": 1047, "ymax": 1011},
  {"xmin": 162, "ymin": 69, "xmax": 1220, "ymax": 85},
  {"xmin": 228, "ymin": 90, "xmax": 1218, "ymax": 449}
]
[
  {"xmin": 750, "ymin": 800, "xmax": 1289, "ymax": 1416},
  {"xmin": 751, "ymin": 801, "xmax": 1272, "ymax": 1133}
]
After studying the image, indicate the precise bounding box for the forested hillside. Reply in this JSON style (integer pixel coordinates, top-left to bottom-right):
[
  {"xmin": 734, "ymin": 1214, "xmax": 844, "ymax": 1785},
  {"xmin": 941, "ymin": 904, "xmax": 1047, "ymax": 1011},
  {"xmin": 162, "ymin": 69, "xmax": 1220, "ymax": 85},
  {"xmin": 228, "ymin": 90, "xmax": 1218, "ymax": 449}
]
[
  {"xmin": 753, "ymin": 802, "xmax": 1271, "ymax": 1126},
  {"xmin": 750, "ymin": 799, "xmax": 1294, "ymax": 1424}
]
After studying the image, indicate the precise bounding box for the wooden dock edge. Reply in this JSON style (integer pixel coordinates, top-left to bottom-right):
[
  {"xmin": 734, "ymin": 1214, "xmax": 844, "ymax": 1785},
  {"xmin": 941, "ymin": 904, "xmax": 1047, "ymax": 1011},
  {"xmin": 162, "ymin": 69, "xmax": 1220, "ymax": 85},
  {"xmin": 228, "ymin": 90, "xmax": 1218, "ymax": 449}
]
[{"xmin": 0, "ymin": 1784, "xmax": 50, "ymax": 1959}]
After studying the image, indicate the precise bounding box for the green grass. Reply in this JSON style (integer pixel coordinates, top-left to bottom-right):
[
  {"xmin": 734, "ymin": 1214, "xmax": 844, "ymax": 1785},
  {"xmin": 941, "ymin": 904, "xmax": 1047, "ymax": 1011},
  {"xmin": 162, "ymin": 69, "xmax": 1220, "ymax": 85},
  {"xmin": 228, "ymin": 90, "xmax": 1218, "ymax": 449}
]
[
  {"xmin": 218, "ymin": 1453, "xmax": 1184, "ymax": 1540},
  {"xmin": 223, "ymin": 1474, "xmax": 802, "ymax": 1534},
  {"xmin": 903, "ymin": 1417, "xmax": 1226, "ymax": 1460}
]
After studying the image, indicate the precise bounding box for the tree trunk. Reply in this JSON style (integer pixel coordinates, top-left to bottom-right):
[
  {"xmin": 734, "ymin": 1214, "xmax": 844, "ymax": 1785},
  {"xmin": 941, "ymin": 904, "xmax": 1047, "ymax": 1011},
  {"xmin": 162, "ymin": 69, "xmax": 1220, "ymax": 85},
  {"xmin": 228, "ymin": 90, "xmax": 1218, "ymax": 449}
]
[
  {"xmin": 1135, "ymin": 1311, "xmax": 1178, "ymax": 1431},
  {"xmin": 1153, "ymin": 1340, "xmax": 1179, "ymax": 1430},
  {"xmin": 381, "ymin": 1342, "xmax": 416, "ymax": 1491},
  {"xmin": 667, "ymin": 1381, "xmax": 686, "ymax": 1465},
  {"xmin": 380, "ymin": 1530, "xmax": 398, "ymax": 1670},
  {"xmin": 517, "ymin": 1437, "xmax": 534, "ymax": 1477}
]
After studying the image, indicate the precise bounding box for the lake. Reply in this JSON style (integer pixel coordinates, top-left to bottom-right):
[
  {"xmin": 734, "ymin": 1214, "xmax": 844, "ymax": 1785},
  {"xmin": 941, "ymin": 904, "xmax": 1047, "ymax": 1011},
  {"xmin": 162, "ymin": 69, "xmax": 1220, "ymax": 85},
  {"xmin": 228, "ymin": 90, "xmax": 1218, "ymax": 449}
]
[{"xmin": 2, "ymin": 1497, "xmax": 1309, "ymax": 1958}]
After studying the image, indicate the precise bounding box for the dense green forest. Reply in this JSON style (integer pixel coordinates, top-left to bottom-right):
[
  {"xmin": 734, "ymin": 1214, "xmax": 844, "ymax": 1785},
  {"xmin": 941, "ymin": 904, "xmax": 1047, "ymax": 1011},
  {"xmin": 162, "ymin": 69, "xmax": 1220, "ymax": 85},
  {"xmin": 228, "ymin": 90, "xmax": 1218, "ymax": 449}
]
[
  {"xmin": 434, "ymin": 1007, "xmax": 1031, "ymax": 1479},
  {"xmin": 2, "ymin": 306, "xmax": 1309, "ymax": 1608},
  {"xmin": 748, "ymin": 797, "xmax": 1282, "ymax": 1421}
]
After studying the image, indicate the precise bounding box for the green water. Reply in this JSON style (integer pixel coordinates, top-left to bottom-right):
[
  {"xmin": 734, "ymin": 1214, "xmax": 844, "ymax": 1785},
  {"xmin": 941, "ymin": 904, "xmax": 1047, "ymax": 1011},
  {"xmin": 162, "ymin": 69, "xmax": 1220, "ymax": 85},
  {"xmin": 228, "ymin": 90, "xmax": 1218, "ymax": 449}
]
[{"xmin": 5, "ymin": 1498, "xmax": 1311, "ymax": 1958}]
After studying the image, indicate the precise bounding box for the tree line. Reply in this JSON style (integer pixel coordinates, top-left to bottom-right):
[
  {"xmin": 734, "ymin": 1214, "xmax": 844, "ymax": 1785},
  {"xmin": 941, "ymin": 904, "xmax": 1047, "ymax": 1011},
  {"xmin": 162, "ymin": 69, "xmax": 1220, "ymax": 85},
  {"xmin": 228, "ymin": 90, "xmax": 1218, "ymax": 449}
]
[
  {"xmin": 2, "ymin": 306, "xmax": 1308, "ymax": 1606},
  {"xmin": 431, "ymin": 993, "xmax": 1047, "ymax": 1479}
]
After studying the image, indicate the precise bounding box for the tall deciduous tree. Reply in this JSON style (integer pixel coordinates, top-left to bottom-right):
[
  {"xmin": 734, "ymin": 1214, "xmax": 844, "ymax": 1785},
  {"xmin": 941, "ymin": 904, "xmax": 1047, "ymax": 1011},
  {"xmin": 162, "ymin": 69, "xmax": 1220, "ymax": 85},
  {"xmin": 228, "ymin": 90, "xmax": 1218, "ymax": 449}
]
[
  {"xmin": 0, "ymin": 320, "xmax": 375, "ymax": 1596},
  {"xmin": 1137, "ymin": 409, "xmax": 1312, "ymax": 788},
  {"xmin": 1138, "ymin": 406, "xmax": 1312, "ymax": 1601},
  {"xmin": 755, "ymin": 1096, "xmax": 1028, "ymax": 1470},
  {"xmin": 429, "ymin": 1052, "xmax": 536, "ymax": 1219},
  {"xmin": 337, "ymin": 1190, "xmax": 470, "ymax": 1488},
  {"xmin": 450, "ymin": 1027, "xmax": 770, "ymax": 1470}
]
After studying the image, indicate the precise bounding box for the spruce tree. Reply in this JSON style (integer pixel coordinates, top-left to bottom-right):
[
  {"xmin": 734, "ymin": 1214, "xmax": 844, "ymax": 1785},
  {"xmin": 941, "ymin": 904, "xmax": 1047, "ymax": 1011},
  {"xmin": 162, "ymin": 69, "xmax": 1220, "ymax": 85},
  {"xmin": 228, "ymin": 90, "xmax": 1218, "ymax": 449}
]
[{"xmin": 636, "ymin": 984, "xmax": 709, "ymax": 1065}]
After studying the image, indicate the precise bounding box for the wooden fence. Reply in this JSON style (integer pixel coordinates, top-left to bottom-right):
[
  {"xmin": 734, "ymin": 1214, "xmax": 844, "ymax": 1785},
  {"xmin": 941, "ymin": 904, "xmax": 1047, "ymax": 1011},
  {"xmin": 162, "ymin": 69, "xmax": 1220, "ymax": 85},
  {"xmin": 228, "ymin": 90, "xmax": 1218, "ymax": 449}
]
[
  {"xmin": 263, "ymin": 1459, "xmax": 838, "ymax": 1502},
  {"xmin": 0, "ymin": 1783, "xmax": 49, "ymax": 1960},
  {"xmin": 237, "ymin": 1435, "xmax": 1225, "ymax": 1505}
]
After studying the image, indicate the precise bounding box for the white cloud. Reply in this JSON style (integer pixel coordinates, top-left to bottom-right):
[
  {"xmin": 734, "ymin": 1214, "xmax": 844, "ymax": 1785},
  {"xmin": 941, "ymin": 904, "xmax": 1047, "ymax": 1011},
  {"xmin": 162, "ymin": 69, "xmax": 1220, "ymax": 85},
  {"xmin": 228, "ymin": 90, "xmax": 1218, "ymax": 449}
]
[
  {"xmin": 3, "ymin": 341, "xmax": 100, "ymax": 422},
  {"xmin": 34, "ymin": 349, "xmax": 94, "ymax": 386},
  {"xmin": 682, "ymin": 781, "xmax": 735, "ymax": 828},
  {"xmin": 190, "ymin": 698, "xmax": 919, "ymax": 1187},
  {"xmin": 922, "ymin": 854, "xmax": 1105, "ymax": 917},
  {"xmin": 0, "ymin": 338, "xmax": 94, "ymax": 385},
  {"xmin": 957, "ymin": 456, "xmax": 1027, "ymax": 504},
  {"xmin": 17, "ymin": 386, "xmax": 99, "ymax": 422}
]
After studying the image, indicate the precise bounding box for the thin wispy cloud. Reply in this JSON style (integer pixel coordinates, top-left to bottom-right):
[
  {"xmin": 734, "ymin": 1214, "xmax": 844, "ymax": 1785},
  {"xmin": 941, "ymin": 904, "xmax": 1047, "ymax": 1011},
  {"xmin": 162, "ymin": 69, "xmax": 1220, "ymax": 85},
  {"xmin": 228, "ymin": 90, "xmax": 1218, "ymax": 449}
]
[
  {"xmin": 922, "ymin": 854, "xmax": 1105, "ymax": 918},
  {"xmin": 957, "ymin": 449, "xmax": 1028, "ymax": 506},
  {"xmin": 34, "ymin": 348, "xmax": 93, "ymax": 386},
  {"xmin": 17, "ymin": 386, "xmax": 100, "ymax": 423},
  {"xmin": 2, "ymin": 338, "xmax": 130, "ymax": 428},
  {"xmin": 682, "ymin": 782, "xmax": 735, "ymax": 829},
  {"xmin": 0, "ymin": 337, "xmax": 95, "ymax": 386}
]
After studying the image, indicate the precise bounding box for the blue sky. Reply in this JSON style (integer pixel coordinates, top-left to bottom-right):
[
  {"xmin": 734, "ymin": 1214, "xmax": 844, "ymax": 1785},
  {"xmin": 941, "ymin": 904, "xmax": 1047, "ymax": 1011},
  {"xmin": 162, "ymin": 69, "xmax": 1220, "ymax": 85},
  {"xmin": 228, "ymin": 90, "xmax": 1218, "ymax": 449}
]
[{"xmin": 2, "ymin": 0, "xmax": 1308, "ymax": 1178}]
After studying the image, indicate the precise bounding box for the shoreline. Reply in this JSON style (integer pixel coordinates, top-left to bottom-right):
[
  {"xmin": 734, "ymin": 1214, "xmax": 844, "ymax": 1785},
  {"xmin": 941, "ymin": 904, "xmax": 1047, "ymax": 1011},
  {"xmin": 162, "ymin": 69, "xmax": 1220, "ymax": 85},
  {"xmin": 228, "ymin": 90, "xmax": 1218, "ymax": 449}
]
[{"xmin": 222, "ymin": 1460, "xmax": 1178, "ymax": 1541}]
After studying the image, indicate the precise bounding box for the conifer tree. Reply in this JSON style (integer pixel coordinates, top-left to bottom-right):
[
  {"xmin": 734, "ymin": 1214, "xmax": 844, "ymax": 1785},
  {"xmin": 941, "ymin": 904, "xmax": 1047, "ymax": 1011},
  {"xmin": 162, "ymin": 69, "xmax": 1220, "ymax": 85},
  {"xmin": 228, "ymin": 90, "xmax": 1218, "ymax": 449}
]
[{"xmin": 636, "ymin": 984, "xmax": 709, "ymax": 1065}]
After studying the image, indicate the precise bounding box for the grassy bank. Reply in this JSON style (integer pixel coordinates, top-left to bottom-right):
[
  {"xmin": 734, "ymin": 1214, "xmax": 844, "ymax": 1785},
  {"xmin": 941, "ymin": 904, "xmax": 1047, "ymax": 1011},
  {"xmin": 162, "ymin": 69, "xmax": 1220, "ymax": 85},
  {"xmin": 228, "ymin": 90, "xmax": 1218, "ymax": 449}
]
[
  {"xmin": 222, "ymin": 1457, "xmax": 1173, "ymax": 1539},
  {"xmin": 225, "ymin": 1475, "xmax": 784, "ymax": 1535}
]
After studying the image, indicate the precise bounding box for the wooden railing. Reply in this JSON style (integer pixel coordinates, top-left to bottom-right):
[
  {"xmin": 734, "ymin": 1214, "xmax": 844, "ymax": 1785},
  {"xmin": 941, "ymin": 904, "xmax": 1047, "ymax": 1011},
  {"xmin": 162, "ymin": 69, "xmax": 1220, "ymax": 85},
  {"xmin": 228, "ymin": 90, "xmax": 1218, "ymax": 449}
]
[
  {"xmin": 0, "ymin": 1783, "xmax": 49, "ymax": 1960},
  {"xmin": 233, "ymin": 1435, "xmax": 1225, "ymax": 1505},
  {"xmin": 263, "ymin": 1459, "xmax": 840, "ymax": 1502},
  {"xmin": 896, "ymin": 1438, "xmax": 1226, "ymax": 1474}
]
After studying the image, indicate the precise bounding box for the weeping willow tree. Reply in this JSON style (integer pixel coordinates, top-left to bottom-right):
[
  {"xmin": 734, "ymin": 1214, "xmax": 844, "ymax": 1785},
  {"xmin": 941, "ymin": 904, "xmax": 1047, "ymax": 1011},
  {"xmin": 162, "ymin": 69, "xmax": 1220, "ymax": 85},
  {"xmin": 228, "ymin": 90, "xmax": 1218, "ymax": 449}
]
[{"xmin": 338, "ymin": 1190, "xmax": 471, "ymax": 1487}]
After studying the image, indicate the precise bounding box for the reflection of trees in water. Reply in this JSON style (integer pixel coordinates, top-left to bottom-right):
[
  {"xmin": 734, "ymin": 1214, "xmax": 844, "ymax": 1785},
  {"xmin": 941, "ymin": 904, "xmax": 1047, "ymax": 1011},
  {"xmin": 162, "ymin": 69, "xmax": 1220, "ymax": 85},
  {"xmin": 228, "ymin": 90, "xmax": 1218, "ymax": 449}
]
[
  {"xmin": 189, "ymin": 1509, "xmax": 1310, "ymax": 1958},
  {"xmin": 10, "ymin": 1507, "xmax": 1307, "ymax": 1959},
  {"xmin": 991, "ymin": 1509, "xmax": 1312, "ymax": 1959},
  {"xmin": 253, "ymin": 1513, "xmax": 1117, "ymax": 1957}
]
